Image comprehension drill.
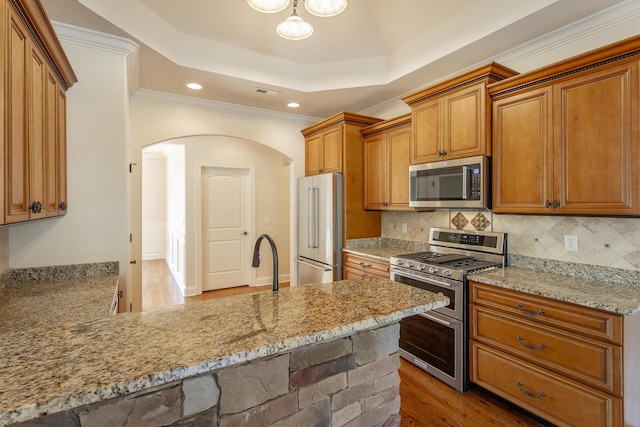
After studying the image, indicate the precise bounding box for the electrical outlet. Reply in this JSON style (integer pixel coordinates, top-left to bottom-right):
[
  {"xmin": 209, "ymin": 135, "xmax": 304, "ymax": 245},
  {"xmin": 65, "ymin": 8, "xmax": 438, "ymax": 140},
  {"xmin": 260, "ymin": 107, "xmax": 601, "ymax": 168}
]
[
  {"xmin": 401, "ymin": 223, "xmax": 407, "ymax": 233},
  {"xmin": 564, "ymin": 235, "xmax": 578, "ymax": 252}
]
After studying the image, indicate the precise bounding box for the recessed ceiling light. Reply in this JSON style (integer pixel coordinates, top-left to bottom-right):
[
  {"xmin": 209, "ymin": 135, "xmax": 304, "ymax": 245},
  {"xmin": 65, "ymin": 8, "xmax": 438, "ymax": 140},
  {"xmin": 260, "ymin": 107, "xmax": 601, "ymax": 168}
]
[
  {"xmin": 287, "ymin": 102, "xmax": 300, "ymax": 108},
  {"xmin": 187, "ymin": 82, "xmax": 203, "ymax": 90}
]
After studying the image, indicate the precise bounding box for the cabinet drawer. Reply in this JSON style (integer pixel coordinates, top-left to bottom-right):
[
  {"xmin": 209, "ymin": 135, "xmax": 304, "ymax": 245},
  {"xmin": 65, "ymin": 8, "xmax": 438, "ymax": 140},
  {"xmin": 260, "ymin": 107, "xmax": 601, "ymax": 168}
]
[
  {"xmin": 343, "ymin": 253, "xmax": 390, "ymax": 278},
  {"xmin": 471, "ymin": 305, "xmax": 621, "ymax": 395},
  {"xmin": 470, "ymin": 341, "xmax": 622, "ymax": 427},
  {"xmin": 470, "ymin": 281, "xmax": 622, "ymax": 344}
]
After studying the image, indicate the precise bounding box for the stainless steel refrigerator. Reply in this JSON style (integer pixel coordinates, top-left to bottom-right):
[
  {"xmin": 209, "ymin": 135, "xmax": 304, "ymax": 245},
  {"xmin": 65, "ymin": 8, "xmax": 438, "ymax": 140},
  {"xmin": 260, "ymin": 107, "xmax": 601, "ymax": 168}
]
[{"xmin": 296, "ymin": 172, "xmax": 343, "ymax": 285}]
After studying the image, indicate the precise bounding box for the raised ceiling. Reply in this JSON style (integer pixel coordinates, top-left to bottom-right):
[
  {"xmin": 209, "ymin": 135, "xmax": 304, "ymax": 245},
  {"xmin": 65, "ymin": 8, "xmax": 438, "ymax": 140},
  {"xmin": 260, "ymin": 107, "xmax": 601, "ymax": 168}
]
[{"xmin": 41, "ymin": 0, "xmax": 626, "ymax": 118}]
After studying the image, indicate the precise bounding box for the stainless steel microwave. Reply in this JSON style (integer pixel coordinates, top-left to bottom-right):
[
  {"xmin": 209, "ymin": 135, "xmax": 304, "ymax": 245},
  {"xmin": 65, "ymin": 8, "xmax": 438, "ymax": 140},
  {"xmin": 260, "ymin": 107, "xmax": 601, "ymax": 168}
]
[{"xmin": 409, "ymin": 155, "xmax": 490, "ymax": 209}]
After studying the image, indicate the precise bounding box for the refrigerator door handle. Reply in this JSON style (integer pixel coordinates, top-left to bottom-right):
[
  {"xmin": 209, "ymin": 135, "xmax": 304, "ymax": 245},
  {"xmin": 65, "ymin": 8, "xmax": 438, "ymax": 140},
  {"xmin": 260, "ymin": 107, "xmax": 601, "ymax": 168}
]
[
  {"xmin": 312, "ymin": 187, "xmax": 320, "ymax": 248},
  {"xmin": 307, "ymin": 187, "xmax": 312, "ymax": 248},
  {"xmin": 296, "ymin": 258, "xmax": 332, "ymax": 272}
]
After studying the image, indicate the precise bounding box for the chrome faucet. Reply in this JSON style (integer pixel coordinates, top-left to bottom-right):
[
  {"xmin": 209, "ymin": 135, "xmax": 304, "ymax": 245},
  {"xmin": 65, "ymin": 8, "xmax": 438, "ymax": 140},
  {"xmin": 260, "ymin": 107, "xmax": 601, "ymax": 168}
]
[{"xmin": 252, "ymin": 234, "xmax": 279, "ymax": 291}]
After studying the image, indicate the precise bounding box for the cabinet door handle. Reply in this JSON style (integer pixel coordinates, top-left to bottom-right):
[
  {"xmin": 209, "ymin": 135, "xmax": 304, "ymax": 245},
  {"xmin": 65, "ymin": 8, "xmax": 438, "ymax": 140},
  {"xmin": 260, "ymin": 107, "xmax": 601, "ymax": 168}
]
[
  {"xmin": 516, "ymin": 303, "xmax": 545, "ymax": 316},
  {"xmin": 28, "ymin": 201, "xmax": 42, "ymax": 214},
  {"xmin": 59, "ymin": 201, "xmax": 67, "ymax": 211},
  {"xmin": 516, "ymin": 335, "xmax": 546, "ymax": 350},
  {"xmin": 552, "ymin": 200, "xmax": 560, "ymax": 208},
  {"xmin": 516, "ymin": 381, "xmax": 545, "ymax": 399},
  {"xmin": 545, "ymin": 200, "xmax": 551, "ymax": 208}
]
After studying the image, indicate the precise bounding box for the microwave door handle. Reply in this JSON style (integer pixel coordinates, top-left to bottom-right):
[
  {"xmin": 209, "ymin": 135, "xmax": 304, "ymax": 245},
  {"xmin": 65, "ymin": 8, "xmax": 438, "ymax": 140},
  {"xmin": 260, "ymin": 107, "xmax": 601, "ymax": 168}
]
[{"xmin": 462, "ymin": 166, "xmax": 470, "ymax": 200}]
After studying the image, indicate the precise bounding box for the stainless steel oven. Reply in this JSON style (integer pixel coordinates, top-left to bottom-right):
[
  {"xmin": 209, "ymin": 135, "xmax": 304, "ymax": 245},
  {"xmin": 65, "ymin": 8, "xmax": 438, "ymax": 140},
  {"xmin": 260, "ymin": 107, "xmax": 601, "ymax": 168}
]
[
  {"xmin": 390, "ymin": 227, "xmax": 506, "ymax": 392},
  {"xmin": 391, "ymin": 268, "xmax": 466, "ymax": 390}
]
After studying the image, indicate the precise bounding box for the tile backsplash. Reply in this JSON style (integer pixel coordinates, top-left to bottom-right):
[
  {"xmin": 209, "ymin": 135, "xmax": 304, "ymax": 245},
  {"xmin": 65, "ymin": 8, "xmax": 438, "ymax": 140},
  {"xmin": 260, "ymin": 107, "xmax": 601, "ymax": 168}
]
[{"xmin": 382, "ymin": 210, "xmax": 640, "ymax": 271}]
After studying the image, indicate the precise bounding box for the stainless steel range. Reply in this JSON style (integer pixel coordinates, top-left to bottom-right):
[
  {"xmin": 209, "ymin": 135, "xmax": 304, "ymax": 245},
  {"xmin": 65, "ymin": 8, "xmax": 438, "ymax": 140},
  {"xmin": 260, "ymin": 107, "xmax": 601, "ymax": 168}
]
[{"xmin": 390, "ymin": 227, "xmax": 507, "ymax": 392}]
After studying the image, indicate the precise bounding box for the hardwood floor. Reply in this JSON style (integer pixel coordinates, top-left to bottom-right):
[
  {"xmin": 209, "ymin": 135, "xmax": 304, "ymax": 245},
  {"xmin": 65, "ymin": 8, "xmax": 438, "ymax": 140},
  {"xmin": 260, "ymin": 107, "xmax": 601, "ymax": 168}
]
[
  {"xmin": 142, "ymin": 259, "xmax": 549, "ymax": 427},
  {"xmin": 142, "ymin": 259, "xmax": 289, "ymax": 312}
]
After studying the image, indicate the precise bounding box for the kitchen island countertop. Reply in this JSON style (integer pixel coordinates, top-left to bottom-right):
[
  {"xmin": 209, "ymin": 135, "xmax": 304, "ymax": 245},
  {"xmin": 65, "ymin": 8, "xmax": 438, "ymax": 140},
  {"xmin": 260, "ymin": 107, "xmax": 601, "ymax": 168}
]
[{"xmin": 0, "ymin": 276, "xmax": 448, "ymax": 425}]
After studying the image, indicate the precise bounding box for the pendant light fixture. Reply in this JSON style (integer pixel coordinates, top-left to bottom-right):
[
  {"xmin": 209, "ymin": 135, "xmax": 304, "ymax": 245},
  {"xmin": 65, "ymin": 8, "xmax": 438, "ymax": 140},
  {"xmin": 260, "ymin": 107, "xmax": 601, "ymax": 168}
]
[
  {"xmin": 276, "ymin": 0, "xmax": 313, "ymax": 40},
  {"xmin": 247, "ymin": 0, "xmax": 347, "ymax": 40},
  {"xmin": 304, "ymin": 0, "xmax": 347, "ymax": 17},
  {"xmin": 247, "ymin": 0, "xmax": 290, "ymax": 13}
]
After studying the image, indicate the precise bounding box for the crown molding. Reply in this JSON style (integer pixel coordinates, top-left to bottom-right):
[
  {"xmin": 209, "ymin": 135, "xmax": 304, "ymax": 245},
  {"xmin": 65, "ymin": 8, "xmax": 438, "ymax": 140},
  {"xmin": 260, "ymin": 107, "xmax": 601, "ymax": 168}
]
[
  {"xmin": 52, "ymin": 21, "xmax": 139, "ymax": 56},
  {"xmin": 132, "ymin": 89, "xmax": 322, "ymax": 124}
]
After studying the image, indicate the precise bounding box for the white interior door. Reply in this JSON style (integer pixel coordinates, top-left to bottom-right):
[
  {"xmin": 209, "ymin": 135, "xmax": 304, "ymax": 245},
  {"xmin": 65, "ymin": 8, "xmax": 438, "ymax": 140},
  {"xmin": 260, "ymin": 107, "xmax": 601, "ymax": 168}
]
[{"xmin": 202, "ymin": 167, "xmax": 252, "ymax": 291}]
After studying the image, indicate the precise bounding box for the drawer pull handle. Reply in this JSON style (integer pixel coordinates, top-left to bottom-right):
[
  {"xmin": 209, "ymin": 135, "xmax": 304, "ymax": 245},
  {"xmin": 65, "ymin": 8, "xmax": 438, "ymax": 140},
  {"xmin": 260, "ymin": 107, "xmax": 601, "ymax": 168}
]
[
  {"xmin": 516, "ymin": 303, "xmax": 545, "ymax": 316},
  {"xmin": 516, "ymin": 335, "xmax": 546, "ymax": 350},
  {"xmin": 516, "ymin": 381, "xmax": 545, "ymax": 399}
]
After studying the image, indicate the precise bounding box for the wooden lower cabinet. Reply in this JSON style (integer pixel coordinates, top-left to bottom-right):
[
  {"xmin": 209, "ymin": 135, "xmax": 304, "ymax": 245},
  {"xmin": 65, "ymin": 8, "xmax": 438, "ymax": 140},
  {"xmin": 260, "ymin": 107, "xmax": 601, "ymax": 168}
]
[
  {"xmin": 469, "ymin": 281, "xmax": 635, "ymax": 427},
  {"xmin": 343, "ymin": 252, "xmax": 390, "ymax": 279},
  {"xmin": 470, "ymin": 342, "xmax": 621, "ymax": 427}
]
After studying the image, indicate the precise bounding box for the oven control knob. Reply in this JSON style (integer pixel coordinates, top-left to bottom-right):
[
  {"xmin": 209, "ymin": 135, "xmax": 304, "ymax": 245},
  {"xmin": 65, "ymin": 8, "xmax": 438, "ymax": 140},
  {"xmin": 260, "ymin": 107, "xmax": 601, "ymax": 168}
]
[
  {"xmin": 396, "ymin": 260, "xmax": 404, "ymax": 266},
  {"xmin": 417, "ymin": 264, "xmax": 426, "ymax": 271},
  {"xmin": 428, "ymin": 267, "xmax": 438, "ymax": 274},
  {"xmin": 443, "ymin": 269, "xmax": 452, "ymax": 277},
  {"xmin": 407, "ymin": 262, "xmax": 414, "ymax": 268}
]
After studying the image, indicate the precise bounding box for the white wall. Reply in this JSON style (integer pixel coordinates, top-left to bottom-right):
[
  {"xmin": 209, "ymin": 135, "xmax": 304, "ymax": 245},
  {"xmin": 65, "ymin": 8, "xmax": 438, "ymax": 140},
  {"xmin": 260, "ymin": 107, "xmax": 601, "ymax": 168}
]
[
  {"xmin": 8, "ymin": 27, "xmax": 135, "ymax": 292},
  {"xmin": 154, "ymin": 135, "xmax": 290, "ymax": 295},
  {"xmin": 129, "ymin": 91, "xmax": 315, "ymax": 304},
  {"xmin": 142, "ymin": 152, "xmax": 167, "ymax": 260},
  {"xmin": 164, "ymin": 144, "xmax": 186, "ymax": 290}
]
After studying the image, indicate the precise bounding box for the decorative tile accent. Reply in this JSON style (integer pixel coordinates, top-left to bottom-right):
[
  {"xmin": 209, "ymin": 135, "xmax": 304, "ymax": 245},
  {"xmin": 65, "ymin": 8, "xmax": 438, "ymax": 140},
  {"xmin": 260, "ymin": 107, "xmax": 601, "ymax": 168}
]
[
  {"xmin": 451, "ymin": 212, "xmax": 469, "ymax": 230},
  {"xmin": 382, "ymin": 211, "xmax": 640, "ymax": 272},
  {"xmin": 471, "ymin": 212, "xmax": 491, "ymax": 231}
]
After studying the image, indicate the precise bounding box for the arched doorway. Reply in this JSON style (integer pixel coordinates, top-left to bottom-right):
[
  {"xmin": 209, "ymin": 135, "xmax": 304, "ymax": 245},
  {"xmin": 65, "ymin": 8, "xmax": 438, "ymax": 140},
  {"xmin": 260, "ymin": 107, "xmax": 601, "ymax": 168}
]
[{"xmin": 139, "ymin": 135, "xmax": 292, "ymax": 310}]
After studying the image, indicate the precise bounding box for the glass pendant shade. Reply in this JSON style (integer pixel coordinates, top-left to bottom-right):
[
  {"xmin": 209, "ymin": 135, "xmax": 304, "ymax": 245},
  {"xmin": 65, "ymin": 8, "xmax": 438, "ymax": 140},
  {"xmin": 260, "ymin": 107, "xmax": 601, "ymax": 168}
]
[
  {"xmin": 277, "ymin": 13, "xmax": 313, "ymax": 40},
  {"xmin": 247, "ymin": 0, "xmax": 290, "ymax": 13},
  {"xmin": 304, "ymin": 0, "xmax": 347, "ymax": 17}
]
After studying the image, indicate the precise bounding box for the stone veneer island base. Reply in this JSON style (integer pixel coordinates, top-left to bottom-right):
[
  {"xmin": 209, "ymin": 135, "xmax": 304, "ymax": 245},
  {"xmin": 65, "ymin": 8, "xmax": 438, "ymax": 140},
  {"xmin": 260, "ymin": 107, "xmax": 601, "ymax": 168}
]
[
  {"xmin": 2, "ymin": 276, "xmax": 448, "ymax": 426},
  {"xmin": 19, "ymin": 324, "xmax": 402, "ymax": 427}
]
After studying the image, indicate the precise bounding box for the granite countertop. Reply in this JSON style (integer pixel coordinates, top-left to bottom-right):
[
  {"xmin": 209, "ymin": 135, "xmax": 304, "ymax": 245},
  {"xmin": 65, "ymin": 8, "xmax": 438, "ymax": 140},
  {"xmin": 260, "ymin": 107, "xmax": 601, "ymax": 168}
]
[
  {"xmin": 0, "ymin": 276, "xmax": 448, "ymax": 425},
  {"xmin": 343, "ymin": 237, "xmax": 430, "ymax": 262},
  {"xmin": 0, "ymin": 275, "xmax": 118, "ymax": 333},
  {"xmin": 469, "ymin": 266, "xmax": 640, "ymax": 315}
]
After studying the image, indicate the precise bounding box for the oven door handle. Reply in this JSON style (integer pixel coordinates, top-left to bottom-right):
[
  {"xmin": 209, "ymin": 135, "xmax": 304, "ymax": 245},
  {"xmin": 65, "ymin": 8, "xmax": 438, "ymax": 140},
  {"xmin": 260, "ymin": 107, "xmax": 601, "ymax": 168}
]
[
  {"xmin": 391, "ymin": 268, "xmax": 455, "ymax": 288},
  {"xmin": 419, "ymin": 312, "xmax": 453, "ymax": 327}
]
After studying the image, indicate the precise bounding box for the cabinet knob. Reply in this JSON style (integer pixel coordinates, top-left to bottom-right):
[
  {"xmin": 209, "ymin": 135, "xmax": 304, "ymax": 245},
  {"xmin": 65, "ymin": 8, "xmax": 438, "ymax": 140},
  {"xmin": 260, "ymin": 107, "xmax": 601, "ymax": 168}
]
[
  {"xmin": 28, "ymin": 201, "xmax": 42, "ymax": 214},
  {"xmin": 59, "ymin": 201, "xmax": 67, "ymax": 211}
]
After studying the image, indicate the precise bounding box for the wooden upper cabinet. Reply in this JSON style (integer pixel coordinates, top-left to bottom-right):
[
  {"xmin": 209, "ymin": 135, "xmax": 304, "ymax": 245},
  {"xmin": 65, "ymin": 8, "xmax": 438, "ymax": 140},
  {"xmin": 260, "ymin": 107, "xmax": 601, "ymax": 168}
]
[
  {"xmin": 362, "ymin": 114, "xmax": 412, "ymax": 211},
  {"xmin": 301, "ymin": 112, "xmax": 383, "ymax": 241},
  {"xmin": 303, "ymin": 124, "xmax": 342, "ymax": 176},
  {"xmin": 403, "ymin": 63, "xmax": 517, "ymax": 164},
  {"xmin": 57, "ymin": 87, "xmax": 67, "ymax": 214},
  {"xmin": 5, "ymin": 5, "xmax": 30, "ymax": 224},
  {"xmin": 2, "ymin": 0, "xmax": 76, "ymax": 225},
  {"xmin": 490, "ymin": 35, "xmax": 640, "ymax": 216},
  {"xmin": 553, "ymin": 63, "xmax": 637, "ymax": 215},
  {"xmin": 492, "ymin": 87, "xmax": 553, "ymax": 213}
]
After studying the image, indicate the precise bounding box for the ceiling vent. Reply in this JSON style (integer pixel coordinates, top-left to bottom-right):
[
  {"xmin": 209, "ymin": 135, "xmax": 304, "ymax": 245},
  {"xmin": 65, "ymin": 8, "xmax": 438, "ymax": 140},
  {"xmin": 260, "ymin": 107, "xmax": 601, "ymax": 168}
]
[{"xmin": 256, "ymin": 87, "xmax": 281, "ymax": 96}]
